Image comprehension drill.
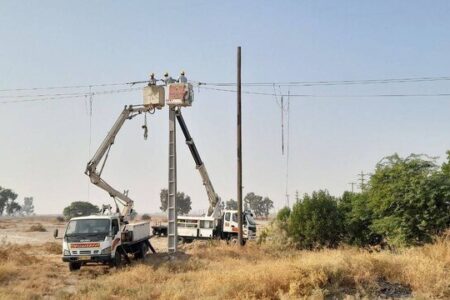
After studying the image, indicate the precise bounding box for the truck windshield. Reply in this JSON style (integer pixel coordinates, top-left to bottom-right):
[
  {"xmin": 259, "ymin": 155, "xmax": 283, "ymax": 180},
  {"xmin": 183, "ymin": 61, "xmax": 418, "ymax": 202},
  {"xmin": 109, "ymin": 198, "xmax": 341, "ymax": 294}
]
[
  {"xmin": 66, "ymin": 219, "xmax": 110, "ymax": 236},
  {"xmin": 246, "ymin": 214, "xmax": 256, "ymax": 226}
]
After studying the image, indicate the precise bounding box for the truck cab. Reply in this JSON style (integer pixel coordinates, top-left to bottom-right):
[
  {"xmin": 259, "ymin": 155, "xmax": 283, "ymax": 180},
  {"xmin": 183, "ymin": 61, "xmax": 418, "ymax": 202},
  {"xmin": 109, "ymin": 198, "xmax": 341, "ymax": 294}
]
[{"xmin": 221, "ymin": 210, "xmax": 257, "ymax": 241}]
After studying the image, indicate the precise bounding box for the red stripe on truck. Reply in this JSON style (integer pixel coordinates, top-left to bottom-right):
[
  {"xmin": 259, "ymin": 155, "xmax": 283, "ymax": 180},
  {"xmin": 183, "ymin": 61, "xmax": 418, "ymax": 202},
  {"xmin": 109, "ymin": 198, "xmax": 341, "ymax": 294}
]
[{"xmin": 70, "ymin": 243, "xmax": 100, "ymax": 248}]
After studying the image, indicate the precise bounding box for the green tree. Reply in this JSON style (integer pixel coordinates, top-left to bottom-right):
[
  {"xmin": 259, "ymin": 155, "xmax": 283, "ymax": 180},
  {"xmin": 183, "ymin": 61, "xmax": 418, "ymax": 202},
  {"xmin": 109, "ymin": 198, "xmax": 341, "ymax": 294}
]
[
  {"xmin": 244, "ymin": 192, "xmax": 262, "ymax": 213},
  {"xmin": 244, "ymin": 193, "xmax": 274, "ymax": 217},
  {"xmin": 288, "ymin": 190, "xmax": 342, "ymax": 249},
  {"xmin": 63, "ymin": 201, "xmax": 99, "ymax": 220},
  {"xmin": 22, "ymin": 197, "xmax": 35, "ymax": 216},
  {"xmin": 160, "ymin": 189, "xmax": 192, "ymax": 215},
  {"xmin": 0, "ymin": 187, "xmax": 20, "ymax": 216},
  {"xmin": 442, "ymin": 150, "xmax": 450, "ymax": 175},
  {"xmin": 261, "ymin": 197, "xmax": 274, "ymax": 218},
  {"xmin": 225, "ymin": 199, "xmax": 238, "ymax": 210},
  {"xmin": 367, "ymin": 154, "xmax": 450, "ymax": 246},
  {"xmin": 338, "ymin": 191, "xmax": 379, "ymax": 246}
]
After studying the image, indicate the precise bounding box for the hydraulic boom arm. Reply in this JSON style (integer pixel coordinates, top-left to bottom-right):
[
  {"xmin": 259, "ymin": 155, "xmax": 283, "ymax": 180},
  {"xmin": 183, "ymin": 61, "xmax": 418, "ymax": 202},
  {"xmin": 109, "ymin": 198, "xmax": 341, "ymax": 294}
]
[
  {"xmin": 174, "ymin": 108, "xmax": 221, "ymax": 217},
  {"xmin": 85, "ymin": 105, "xmax": 152, "ymax": 219}
]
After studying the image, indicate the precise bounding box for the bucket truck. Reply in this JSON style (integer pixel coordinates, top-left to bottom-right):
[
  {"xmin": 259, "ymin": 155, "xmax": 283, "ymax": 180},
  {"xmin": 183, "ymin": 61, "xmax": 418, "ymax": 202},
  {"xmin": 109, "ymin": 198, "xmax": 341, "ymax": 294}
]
[
  {"xmin": 55, "ymin": 103, "xmax": 162, "ymax": 271},
  {"xmin": 152, "ymin": 108, "xmax": 257, "ymax": 243}
]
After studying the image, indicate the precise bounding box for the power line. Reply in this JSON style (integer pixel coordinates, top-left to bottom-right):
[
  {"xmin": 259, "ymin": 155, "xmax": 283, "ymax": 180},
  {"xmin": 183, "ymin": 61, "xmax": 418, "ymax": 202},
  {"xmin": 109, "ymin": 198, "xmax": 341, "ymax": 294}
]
[
  {"xmin": 196, "ymin": 75, "xmax": 450, "ymax": 87},
  {"xmin": 197, "ymin": 86, "xmax": 450, "ymax": 98},
  {"xmin": 1, "ymin": 74, "xmax": 450, "ymax": 94},
  {"xmin": 0, "ymin": 87, "xmax": 142, "ymax": 104},
  {"xmin": 0, "ymin": 80, "xmax": 147, "ymax": 93},
  {"xmin": 2, "ymin": 74, "xmax": 450, "ymax": 105}
]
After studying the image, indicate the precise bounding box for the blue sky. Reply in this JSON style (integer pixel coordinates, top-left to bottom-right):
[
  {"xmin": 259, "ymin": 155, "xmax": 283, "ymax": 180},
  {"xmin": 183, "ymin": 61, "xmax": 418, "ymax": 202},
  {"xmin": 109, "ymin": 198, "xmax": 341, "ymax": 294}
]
[{"xmin": 1, "ymin": 1, "xmax": 450, "ymax": 214}]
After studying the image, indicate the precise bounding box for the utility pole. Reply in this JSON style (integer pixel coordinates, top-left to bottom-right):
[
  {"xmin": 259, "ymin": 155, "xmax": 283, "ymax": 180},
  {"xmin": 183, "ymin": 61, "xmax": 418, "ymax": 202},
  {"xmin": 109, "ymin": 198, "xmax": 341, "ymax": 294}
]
[
  {"xmin": 358, "ymin": 171, "xmax": 368, "ymax": 192},
  {"xmin": 237, "ymin": 46, "xmax": 244, "ymax": 246},
  {"xmin": 167, "ymin": 107, "xmax": 177, "ymax": 253},
  {"xmin": 348, "ymin": 182, "xmax": 356, "ymax": 193}
]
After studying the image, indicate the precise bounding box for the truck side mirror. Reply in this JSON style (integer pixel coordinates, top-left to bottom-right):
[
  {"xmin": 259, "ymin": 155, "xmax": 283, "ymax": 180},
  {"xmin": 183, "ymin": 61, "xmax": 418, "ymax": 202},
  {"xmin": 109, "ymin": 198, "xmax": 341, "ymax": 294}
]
[{"xmin": 53, "ymin": 229, "xmax": 59, "ymax": 239}]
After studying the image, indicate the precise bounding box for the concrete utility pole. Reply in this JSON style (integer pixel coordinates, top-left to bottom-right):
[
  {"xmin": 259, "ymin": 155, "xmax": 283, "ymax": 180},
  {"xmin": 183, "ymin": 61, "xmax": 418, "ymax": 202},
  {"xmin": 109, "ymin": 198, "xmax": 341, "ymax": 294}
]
[
  {"xmin": 237, "ymin": 46, "xmax": 244, "ymax": 246},
  {"xmin": 168, "ymin": 108, "xmax": 177, "ymax": 253}
]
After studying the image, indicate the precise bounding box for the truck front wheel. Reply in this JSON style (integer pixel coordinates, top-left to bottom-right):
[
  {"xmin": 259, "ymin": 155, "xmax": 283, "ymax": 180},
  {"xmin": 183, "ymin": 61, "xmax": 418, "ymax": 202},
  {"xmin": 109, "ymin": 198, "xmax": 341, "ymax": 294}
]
[{"xmin": 69, "ymin": 262, "xmax": 81, "ymax": 271}]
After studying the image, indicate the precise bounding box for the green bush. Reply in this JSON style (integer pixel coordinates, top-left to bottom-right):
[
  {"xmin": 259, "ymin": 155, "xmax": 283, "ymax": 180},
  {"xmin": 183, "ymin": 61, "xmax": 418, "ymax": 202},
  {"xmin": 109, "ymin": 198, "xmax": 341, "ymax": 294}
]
[
  {"xmin": 338, "ymin": 191, "xmax": 379, "ymax": 246},
  {"xmin": 276, "ymin": 207, "xmax": 291, "ymax": 222},
  {"xmin": 367, "ymin": 154, "xmax": 450, "ymax": 247},
  {"xmin": 288, "ymin": 190, "xmax": 342, "ymax": 249}
]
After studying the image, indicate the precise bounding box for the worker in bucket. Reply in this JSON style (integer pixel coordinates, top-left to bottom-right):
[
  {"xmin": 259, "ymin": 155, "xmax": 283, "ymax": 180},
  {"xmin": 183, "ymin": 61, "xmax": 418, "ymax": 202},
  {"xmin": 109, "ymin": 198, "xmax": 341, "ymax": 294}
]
[
  {"xmin": 178, "ymin": 71, "xmax": 187, "ymax": 83},
  {"xmin": 163, "ymin": 72, "xmax": 176, "ymax": 84},
  {"xmin": 148, "ymin": 73, "xmax": 157, "ymax": 85}
]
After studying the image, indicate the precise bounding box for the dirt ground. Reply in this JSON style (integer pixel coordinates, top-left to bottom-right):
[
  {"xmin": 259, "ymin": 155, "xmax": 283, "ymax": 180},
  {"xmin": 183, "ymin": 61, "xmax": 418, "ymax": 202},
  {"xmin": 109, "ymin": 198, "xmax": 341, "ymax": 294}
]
[{"xmin": 0, "ymin": 215, "xmax": 168, "ymax": 250}]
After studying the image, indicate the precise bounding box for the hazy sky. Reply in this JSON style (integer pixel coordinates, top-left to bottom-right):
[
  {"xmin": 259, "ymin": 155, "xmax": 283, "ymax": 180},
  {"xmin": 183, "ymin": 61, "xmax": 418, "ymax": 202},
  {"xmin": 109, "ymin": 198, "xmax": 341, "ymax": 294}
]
[{"xmin": 1, "ymin": 1, "xmax": 450, "ymax": 214}]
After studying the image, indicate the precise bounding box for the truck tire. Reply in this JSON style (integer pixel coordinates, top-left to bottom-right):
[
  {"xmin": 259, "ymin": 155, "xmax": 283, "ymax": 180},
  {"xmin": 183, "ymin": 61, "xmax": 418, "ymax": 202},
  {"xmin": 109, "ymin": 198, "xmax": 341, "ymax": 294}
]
[
  {"xmin": 228, "ymin": 236, "xmax": 239, "ymax": 245},
  {"xmin": 134, "ymin": 242, "xmax": 148, "ymax": 260},
  {"xmin": 112, "ymin": 251, "xmax": 122, "ymax": 268},
  {"xmin": 229, "ymin": 236, "xmax": 246, "ymax": 246},
  {"xmin": 69, "ymin": 262, "xmax": 81, "ymax": 271}
]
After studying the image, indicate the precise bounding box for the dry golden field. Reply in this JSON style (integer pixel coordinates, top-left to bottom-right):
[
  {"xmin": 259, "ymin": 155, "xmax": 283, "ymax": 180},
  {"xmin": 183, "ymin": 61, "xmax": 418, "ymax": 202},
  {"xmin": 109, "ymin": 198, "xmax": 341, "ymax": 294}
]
[{"xmin": 0, "ymin": 217, "xmax": 449, "ymax": 299}]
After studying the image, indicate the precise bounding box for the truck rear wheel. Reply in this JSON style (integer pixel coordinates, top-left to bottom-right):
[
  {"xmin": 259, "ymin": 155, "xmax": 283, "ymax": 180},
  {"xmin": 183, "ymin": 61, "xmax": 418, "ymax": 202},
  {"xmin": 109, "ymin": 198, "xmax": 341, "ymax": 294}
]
[
  {"xmin": 134, "ymin": 242, "xmax": 148, "ymax": 260},
  {"xmin": 112, "ymin": 251, "xmax": 122, "ymax": 267},
  {"xmin": 69, "ymin": 262, "xmax": 81, "ymax": 271}
]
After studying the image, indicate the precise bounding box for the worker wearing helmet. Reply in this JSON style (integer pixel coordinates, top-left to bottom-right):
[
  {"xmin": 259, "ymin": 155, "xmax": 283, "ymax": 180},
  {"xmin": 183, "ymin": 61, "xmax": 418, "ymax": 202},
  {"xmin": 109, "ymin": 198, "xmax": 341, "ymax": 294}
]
[
  {"xmin": 163, "ymin": 72, "xmax": 175, "ymax": 85},
  {"xmin": 178, "ymin": 71, "xmax": 187, "ymax": 83},
  {"xmin": 148, "ymin": 73, "xmax": 156, "ymax": 86}
]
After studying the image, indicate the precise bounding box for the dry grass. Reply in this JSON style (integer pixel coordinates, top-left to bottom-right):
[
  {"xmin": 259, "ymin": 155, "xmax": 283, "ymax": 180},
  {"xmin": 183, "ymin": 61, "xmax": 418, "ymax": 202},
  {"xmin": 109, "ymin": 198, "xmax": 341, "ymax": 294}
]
[
  {"xmin": 26, "ymin": 223, "xmax": 47, "ymax": 232},
  {"xmin": 42, "ymin": 242, "xmax": 62, "ymax": 254},
  {"xmin": 0, "ymin": 237, "xmax": 448, "ymax": 299},
  {"xmin": 72, "ymin": 239, "xmax": 450, "ymax": 299}
]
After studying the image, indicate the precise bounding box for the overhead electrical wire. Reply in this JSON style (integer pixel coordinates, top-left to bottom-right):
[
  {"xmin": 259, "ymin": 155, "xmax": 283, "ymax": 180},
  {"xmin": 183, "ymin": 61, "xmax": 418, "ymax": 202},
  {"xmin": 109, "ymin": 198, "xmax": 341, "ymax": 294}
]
[
  {"xmin": 1, "ymin": 75, "xmax": 450, "ymax": 105},
  {"xmin": 196, "ymin": 86, "xmax": 450, "ymax": 98},
  {"xmin": 195, "ymin": 75, "xmax": 450, "ymax": 87},
  {"xmin": 0, "ymin": 80, "xmax": 148, "ymax": 93},
  {"xmin": 1, "ymin": 75, "xmax": 449, "ymax": 93},
  {"xmin": 0, "ymin": 87, "xmax": 142, "ymax": 104}
]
